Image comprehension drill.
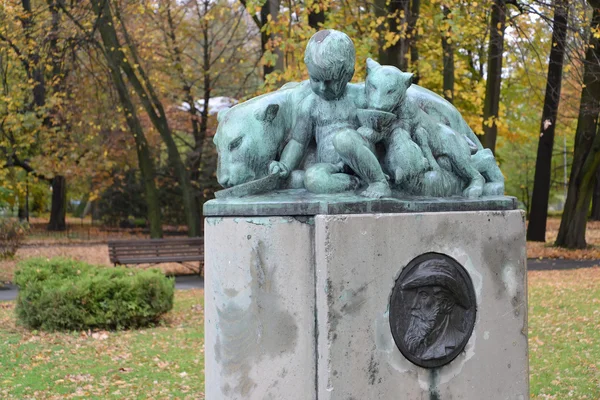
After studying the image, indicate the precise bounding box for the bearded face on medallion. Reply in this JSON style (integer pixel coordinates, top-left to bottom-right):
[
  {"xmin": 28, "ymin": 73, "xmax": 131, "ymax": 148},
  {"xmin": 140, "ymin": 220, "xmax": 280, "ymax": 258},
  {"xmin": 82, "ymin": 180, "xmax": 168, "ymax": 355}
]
[{"xmin": 390, "ymin": 254, "xmax": 477, "ymax": 368}]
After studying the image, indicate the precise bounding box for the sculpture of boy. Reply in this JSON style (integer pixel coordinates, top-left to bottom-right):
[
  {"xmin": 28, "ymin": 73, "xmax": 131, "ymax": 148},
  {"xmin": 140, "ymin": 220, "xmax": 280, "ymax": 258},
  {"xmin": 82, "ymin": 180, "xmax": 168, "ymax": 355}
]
[{"xmin": 268, "ymin": 30, "xmax": 392, "ymax": 198}]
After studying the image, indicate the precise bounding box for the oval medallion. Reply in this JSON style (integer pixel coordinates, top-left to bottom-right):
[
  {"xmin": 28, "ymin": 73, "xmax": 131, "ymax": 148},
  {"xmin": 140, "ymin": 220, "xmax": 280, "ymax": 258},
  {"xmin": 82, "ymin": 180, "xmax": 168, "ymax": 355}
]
[{"xmin": 389, "ymin": 253, "xmax": 477, "ymax": 368}]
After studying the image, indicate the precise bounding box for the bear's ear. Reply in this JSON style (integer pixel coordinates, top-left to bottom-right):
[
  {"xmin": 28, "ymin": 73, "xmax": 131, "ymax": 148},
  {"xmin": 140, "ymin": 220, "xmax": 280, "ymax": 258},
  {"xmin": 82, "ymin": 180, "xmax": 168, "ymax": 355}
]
[
  {"xmin": 366, "ymin": 58, "xmax": 381, "ymax": 75},
  {"xmin": 217, "ymin": 108, "xmax": 229, "ymax": 123},
  {"xmin": 255, "ymin": 104, "xmax": 280, "ymax": 124},
  {"xmin": 402, "ymin": 72, "xmax": 414, "ymax": 90}
]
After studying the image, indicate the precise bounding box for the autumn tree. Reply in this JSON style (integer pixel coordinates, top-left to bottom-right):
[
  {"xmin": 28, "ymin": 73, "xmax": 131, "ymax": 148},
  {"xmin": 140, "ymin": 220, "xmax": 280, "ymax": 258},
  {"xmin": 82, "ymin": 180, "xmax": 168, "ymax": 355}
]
[
  {"xmin": 146, "ymin": 0, "xmax": 260, "ymax": 218},
  {"xmin": 240, "ymin": 0, "xmax": 284, "ymax": 78},
  {"xmin": 527, "ymin": 0, "xmax": 569, "ymax": 242},
  {"xmin": 82, "ymin": 0, "xmax": 201, "ymax": 236},
  {"xmin": 308, "ymin": 0, "xmax": 327, "ymax": 29},
  {"xmin": 591, "ymin": 169, "xmax": 600, "ymax": 219},
  {"xmin": 0, "ymin": 0, "xmax": 80, "ymax": 231},
  {"xmin": 441, "ymin": 4, "xmax": 454, "ymax": 103},
  {"xmin": 482, "ymin": 0, "xmax": 509, "ymax": 153},
  {"xmin": 375, "ymin": 0, "xmax": 410, "ymax": 70},
  {"xmin": 410, "ymin": 0, "xmax": 421, "ymax": 82},
  {"xmin": 556, "ymin": 1, "xmax": 600, "ymax": 248}
]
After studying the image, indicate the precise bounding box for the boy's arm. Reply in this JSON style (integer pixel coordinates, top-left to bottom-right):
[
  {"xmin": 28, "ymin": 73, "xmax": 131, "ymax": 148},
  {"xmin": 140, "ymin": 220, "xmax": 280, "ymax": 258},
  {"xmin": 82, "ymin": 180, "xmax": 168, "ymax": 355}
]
[{"xmin": 269, "ymin": 100, "xmax": 313, "ymax": 177}]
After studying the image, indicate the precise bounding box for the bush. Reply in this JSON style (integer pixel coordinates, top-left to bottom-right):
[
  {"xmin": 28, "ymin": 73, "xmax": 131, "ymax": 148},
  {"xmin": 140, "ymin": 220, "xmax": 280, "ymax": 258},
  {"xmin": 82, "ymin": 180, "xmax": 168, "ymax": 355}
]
[
  {"xmin": 15, "ymin": 258, "xmax": 174, "ymax": 331},
  {"xmin": 0, "ymin": 218, "xmax": 29, "ymax": 259}
]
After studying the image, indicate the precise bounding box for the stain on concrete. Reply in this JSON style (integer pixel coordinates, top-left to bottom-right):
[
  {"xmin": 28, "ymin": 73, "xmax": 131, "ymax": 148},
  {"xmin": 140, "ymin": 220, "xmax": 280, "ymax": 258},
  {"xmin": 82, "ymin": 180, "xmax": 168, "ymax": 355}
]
[
  {"xmin": 429, "ymin": 369, "xmax": 440, "ymax": 400},
  {"xmin": 483, "ymin": 231, "xmax": 526, "ymax": 302},
  {"xmin": 213, "ymin": 240, "xmax": 299, "ymax": 397},
  {"xmin": 340, "ymin": 281, "xmax": 370, "ymax": 315},
  {"xmin": 502, "ymin": 264, "xmax": 525, "ymax": 317},
  {"xmin": 293, "ymin": 216, "xmax": 315, "ymax": 225},
  {"xmin": 368, "ymin": 353, "xmax": 380, "ymax": 385},
  {"xmin": 222, "ymin": 383, "xmax": 231, "ymax": 396},
  {"xmin": 244, "ymin": 218, "xmax": 273, "ymax": 226},
  {"xmin": 325, "ymin": 278, "xmax": 342, "ymax": 341},
  {"xmin": 206, "ymin": 217, "xmax": 224, "ymax": 226}
]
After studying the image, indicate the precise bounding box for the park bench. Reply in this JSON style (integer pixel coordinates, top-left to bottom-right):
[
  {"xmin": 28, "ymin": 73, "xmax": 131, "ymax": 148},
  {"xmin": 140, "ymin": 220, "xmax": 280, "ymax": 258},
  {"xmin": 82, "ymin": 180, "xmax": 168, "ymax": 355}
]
[{"xmin": 108, "ymin": 237, "xmax": 204, "ymax": 275}]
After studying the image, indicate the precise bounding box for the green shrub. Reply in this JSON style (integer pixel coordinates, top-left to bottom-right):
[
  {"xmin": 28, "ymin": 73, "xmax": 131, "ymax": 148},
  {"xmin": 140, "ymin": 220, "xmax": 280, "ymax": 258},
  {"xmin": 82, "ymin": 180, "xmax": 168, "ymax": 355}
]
[
  {"xmin": 0, "ymin": 218, "xmax": 29, "ymax": 259},
  {"xmin": 15, "ymin": 258, "xmax": 174, "ymax": 331}
]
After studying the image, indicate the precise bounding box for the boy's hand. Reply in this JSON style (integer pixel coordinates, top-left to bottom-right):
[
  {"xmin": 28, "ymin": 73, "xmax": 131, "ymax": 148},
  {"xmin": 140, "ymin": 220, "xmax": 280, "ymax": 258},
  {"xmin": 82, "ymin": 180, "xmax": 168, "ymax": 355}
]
[{"xmin": 269, "ymin": 161, "xmax": 290, "ymax": 178}]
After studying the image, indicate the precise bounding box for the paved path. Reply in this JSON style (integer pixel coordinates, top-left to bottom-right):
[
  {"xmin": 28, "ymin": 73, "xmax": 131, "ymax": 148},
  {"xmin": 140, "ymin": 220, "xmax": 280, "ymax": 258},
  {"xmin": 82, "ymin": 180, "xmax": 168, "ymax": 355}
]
[
  {"xmin": 527, "ymin": 258, "xmax": 600, "ymax": 271},
  {"xmin": 0, "ymin": 275, "xmax": 204, "ymax": 302}
]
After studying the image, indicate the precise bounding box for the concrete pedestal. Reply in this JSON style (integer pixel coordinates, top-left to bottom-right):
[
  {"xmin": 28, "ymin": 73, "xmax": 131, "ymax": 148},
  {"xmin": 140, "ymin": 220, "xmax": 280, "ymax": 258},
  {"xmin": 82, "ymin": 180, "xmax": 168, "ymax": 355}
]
[
  {"xmin": 204, "ymin": 217, "xmax": 316, "ymax": 400},
  {"xmin": 205, "ymin": 195, "xmax": 528, "ymax": 400},
  {"xmin": 314, "ymin": 211, "xmax": 528, "ymax": 399}
]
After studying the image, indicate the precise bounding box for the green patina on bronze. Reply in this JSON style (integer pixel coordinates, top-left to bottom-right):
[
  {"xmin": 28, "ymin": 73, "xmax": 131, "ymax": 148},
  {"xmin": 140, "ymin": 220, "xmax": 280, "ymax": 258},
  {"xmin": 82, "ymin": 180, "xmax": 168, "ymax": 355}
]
[
  {"xmin": 212, "ymin": 29, "xmax": 504, "ymax": 201},
  {"xmin": 204, "ymin": 191, "xmax": 517, "ymax": 217}
]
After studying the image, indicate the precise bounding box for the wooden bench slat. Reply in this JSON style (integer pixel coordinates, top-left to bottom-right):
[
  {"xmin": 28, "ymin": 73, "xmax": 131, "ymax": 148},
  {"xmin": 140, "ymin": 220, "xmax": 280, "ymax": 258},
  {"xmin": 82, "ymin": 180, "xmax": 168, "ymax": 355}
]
[
  {"xmin": 108, "ymin": 245, "xmax": 202, "ymax": 250},
  {"xmin": 108, "ymin": 246, "xmax": 202, "ymax": 252},
  {"xmin": 109, "ymin": 245, "xmax": 201, "ymax": 251},
  {"xmin": 111, "ymin": 252, "xmax": 202, "ymax": 259},
  {"xmin": 109, "ymin": 244, "xmax": 203, "ymax": 250},
  {"xmin": 109, "ymin": 248, "xmax": 202, "ymax": 253},
  {"xmin": 109, "ymin": 247, "xmax": 201, "ymax": 253},
  {"xmin": 109, "ymin": 237, "xmax": 203, "ymax": 242},
  {"xmin": 115, "ymin": 255, "xmax": 204, "ymax": 264},
  {"xmin": 108, "ymin": 238, "xmax": 203, "ymax": 246}
]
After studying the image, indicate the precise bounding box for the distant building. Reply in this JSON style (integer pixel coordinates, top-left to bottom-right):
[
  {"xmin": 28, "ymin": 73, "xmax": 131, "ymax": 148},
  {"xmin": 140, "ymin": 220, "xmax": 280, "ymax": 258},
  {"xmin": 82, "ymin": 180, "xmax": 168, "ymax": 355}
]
[{"xmin": 179, "ymin": 97, "xmax": 238, "ymax": 116}]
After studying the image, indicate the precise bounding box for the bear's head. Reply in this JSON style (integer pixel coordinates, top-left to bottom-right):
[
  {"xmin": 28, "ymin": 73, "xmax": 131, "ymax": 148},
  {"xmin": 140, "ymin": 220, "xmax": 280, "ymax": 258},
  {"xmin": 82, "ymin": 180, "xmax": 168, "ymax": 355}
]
[
  {"xmin": 365, "ymin": 58, "xmax": 413, "ymax": 113},
  {"xmin": 213, "ymin": 102, "xmax": 283, "ymax": 188}
]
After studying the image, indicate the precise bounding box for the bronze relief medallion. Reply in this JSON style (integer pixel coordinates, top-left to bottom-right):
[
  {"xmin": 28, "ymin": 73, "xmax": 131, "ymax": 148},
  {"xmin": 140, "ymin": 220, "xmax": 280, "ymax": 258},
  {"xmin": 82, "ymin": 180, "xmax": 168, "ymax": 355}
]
[{"xmin": 389, "ymin": 253, "xmax": 477, "ymax": 369}]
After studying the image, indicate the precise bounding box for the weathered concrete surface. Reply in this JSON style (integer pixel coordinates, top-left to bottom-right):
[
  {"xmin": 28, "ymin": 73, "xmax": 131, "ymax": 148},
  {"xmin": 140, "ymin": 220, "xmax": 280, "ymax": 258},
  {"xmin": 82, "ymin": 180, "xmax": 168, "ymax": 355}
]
[
  {"xmin": 204, "ymin": 217, "xmax": 316, "ymax": 400},
  {"xmin": 314, "ymin": 211, "xmax": 528, "ymax": 399}
]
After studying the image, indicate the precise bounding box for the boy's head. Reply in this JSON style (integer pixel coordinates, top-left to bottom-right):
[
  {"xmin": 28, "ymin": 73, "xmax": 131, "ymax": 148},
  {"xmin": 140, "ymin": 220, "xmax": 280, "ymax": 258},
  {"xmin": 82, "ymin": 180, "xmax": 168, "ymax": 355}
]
[{"xmin": 304, "ymin": 30, "xmax": 355, "ymax": 100}]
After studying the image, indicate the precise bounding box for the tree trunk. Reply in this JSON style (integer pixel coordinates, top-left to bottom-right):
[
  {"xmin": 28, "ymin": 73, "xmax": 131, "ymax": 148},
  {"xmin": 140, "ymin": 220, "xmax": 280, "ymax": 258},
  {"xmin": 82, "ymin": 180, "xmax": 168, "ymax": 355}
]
[
  {"xmin": 555, "ymin": 5, "xmax": 600, "ymax": 249},
  {"xmin": 47, "ymin": 175, "xmax": 66, "ymax": 231},
  {"xmin": 259, "ymin": 0, "xmax": 282, "ymax": 78},
  {"xmin": 240, "ymin": 0, "xmax": 282, "ymax": 78},
  {"xmin": 376, "ymin": 0, "xmax": 410, "ymax": 70},
  {"xmin": 17, "ymin": 193, "xmax": 28, "ymax": 222},
  {"xmin": 409, "ymin": 0, "xmax": 420, "ymax": 83},
  {"xmin": 591, "ymin": 168, "xmax": 600, "ymax": 220},
  {"xmin": 308, "ymin": 0, "xmax": 326, "ymax": 29},
  {"xmin": 91, "ymin": 0, "xmax": 163, "ymax": 238},
  {"xmin": 189, "ymin": 1, "xmax": 213, "ymax": 236},
  {"xmin": 110, "ymin": 72, "xmax": 163, "ymax": 239},
  {"xmin": 94, "ymin": 0, "xmax": 201, "ymax": 237},
  {"xmin": 526, "ymin": 0, "xmax": 569, "ymax": 242},
  {"xmin": 441, "ymin": 5, "xmax": 454, "ymax": 103},
  {"xmin": 482, "ymin": 0, "xmax": 507, "ymax": 154},
  {"xmin": 20, "ymin": 0, "xmax": 46, "ymax": 109},
  {"xmin": 168, "ymin": 0, "xmax": 205, "ymax": 232}
]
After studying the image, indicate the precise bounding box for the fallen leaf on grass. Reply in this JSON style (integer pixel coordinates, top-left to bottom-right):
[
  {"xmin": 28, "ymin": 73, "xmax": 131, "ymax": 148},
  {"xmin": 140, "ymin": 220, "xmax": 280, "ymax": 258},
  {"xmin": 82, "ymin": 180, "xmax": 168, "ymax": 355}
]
[
  {"xmin": 91, "ymin": 331, "xmax": 109, "ymax": 340},
  {"xmin": 66, "ymin": 374, "xmax": 94, "ymax": 383}
]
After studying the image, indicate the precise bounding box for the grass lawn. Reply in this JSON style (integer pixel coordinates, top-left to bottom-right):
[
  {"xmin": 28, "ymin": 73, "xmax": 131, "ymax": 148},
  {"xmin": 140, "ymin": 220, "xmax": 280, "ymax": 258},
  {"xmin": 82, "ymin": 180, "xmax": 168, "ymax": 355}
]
[
  {"xmin": 0, "ymin": 269, "xmax": 598, "ymax": 399},
  {"xmin": 529, "ymin": 268, "xmax": 600, "ymax": 399},
  {"xmin": 0, "ymin": 290, "xmax": 205, "ymax": 399}
]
